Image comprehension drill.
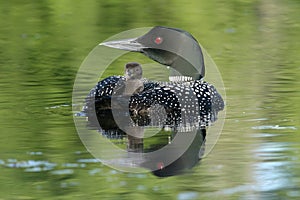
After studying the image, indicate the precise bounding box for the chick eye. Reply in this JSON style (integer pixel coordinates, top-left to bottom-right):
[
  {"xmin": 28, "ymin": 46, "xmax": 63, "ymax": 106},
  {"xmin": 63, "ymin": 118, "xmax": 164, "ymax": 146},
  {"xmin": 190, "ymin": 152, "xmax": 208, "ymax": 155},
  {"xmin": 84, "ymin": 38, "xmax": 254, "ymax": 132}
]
[{"xmin": 154, "ymin": 37, "xmax": 163, "ymax": 44}]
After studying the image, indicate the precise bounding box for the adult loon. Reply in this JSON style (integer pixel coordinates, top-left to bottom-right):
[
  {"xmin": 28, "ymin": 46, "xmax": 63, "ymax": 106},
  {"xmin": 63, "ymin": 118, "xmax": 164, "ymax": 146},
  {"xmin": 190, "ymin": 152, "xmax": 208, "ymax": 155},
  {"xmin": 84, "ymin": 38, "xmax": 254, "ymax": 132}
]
[
  {"xmin": 84, "ymin": 26, "xmax": 225, "ymax": 176},
  {"xmin": 85, "ymin": 26, "xmax": 224, "ymax": 137}
]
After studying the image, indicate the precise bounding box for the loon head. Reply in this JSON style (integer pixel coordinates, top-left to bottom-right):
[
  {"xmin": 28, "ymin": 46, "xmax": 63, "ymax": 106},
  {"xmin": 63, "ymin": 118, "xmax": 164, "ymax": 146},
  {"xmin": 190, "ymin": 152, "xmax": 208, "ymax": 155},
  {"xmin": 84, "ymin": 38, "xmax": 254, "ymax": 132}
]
[
  {"xmin": 100, "ymin": 26, "xmax": 205, "ymax": 80},
  {"xmin": 125, "ymin": 62, "xmax": 143, "ymax": 80}
]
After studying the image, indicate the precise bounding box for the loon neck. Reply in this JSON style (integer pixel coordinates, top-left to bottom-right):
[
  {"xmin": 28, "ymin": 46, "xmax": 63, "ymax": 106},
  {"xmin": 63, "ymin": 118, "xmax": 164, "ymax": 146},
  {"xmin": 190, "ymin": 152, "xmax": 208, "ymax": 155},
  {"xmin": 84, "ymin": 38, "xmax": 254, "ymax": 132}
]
[{"xmin": 169, "ymin": 76, "xmax": 194, "ymax": 82}]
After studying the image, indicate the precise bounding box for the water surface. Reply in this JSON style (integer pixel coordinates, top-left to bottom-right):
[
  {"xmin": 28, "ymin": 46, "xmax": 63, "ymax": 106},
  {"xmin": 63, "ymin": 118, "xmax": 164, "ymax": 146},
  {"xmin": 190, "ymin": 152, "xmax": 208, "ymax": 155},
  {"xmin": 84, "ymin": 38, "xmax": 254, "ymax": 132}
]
[{"xmin": 0, "ymin": 0, "xmax": 299, "ymax": 199}]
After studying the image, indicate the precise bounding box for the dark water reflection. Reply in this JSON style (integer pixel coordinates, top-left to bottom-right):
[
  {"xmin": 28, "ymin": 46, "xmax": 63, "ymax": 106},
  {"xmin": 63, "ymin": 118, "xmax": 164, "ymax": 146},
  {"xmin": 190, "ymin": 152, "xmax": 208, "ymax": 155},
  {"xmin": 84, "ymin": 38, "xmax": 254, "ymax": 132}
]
[{"xmin": 1, "ymin": 0, "xmax": 300, "ymax": 199}]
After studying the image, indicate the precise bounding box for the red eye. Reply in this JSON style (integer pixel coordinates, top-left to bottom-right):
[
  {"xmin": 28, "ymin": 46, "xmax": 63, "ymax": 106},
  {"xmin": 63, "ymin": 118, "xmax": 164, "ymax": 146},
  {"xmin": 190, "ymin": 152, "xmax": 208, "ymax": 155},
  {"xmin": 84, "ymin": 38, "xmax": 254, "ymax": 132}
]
[{"xmin": 154, "ymin": 37, "xmax": 163, "ymax": 44}]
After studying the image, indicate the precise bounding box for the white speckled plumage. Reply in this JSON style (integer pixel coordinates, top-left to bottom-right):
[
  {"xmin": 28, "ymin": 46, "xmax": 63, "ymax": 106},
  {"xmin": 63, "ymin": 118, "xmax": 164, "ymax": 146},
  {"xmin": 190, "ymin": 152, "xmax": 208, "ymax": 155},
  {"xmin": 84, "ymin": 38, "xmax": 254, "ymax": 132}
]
[{"xmin": 85, "ymin": 74, "xmax": 224, "ymax": 133}]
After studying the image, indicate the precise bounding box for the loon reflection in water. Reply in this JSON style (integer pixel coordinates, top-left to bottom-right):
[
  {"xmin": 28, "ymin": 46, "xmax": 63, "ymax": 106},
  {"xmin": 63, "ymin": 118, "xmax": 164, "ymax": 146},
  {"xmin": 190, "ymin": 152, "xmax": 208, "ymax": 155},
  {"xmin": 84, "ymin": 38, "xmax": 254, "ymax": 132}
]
[{"xmin": 84, "ymin": 26, "xmax": 224, "ymax": 177}]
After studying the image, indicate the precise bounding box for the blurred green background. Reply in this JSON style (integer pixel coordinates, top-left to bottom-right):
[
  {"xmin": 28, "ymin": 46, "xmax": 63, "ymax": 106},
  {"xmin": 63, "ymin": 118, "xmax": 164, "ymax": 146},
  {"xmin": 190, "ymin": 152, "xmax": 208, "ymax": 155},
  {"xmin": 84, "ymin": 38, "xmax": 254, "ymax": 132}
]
[{"xmin": 0, "ymin": 0, "xmax": 299, "ymax": 199}]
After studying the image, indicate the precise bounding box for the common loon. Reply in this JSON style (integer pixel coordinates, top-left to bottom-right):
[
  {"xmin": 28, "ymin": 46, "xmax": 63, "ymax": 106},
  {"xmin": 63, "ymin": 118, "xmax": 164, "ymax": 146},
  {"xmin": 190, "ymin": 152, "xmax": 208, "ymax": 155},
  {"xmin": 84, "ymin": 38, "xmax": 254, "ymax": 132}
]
[
  {"xmin": 83, "ymin": 26, "xmax": 225, "ymax": 177},
  {"xmin": 85, "ymin": 26, "xmax": 224, "ymax": 138}
]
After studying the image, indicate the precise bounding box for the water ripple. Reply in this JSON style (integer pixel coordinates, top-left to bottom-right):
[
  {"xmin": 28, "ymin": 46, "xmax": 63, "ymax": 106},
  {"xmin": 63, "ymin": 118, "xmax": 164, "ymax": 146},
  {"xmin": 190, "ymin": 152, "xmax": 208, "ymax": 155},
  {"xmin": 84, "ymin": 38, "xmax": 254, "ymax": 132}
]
[
  {"xmin": 177, "ymin": 191, "xmax": 199, "ymax": 200},
  {"xmin": 51, "ymin": 169, "xmax": 74, "ymax": 175},
  {"xmin": 5, "ymin": 160, "xmax": 56, "ymax": 170},
  {"xmin": 252, "ymin": 125, "xmax": 297, "ymax": 130}
]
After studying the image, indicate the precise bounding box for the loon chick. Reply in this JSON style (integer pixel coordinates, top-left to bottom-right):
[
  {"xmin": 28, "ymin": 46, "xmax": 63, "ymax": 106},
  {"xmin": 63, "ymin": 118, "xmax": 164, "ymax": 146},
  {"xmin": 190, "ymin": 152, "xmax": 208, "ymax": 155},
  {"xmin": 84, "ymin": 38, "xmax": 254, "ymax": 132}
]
[
  {"xmin": 125, "ymin": 62, "xmax": 143, "ymax": 80},
  {"xmin": 122, "ymin": 62, "xmax": 144, "ymax": 95},
  {"xmin": 84, "ymin": 62, "xmax": 157, "ymax": 135}
]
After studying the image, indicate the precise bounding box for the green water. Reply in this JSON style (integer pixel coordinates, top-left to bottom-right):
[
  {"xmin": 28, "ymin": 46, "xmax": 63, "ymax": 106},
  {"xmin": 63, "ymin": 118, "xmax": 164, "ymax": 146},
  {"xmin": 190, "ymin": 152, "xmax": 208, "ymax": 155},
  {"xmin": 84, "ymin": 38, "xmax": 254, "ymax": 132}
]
[{"xmin": 0, "ymin": 0, "xmax": 299, "ymax": 199}]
